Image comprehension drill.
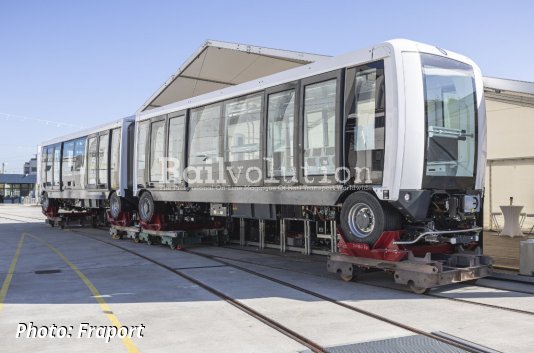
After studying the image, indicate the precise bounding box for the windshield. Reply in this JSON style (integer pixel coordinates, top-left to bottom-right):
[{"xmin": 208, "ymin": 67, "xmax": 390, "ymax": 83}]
[{"xmin": 421, "ymin": 54, "xmax": 477, "ymax": 186}]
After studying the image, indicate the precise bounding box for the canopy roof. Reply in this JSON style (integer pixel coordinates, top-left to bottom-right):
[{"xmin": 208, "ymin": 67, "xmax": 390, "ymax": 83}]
[
  {"xmin": 0, "ymin": 174, "xmax": 36, "ymax": 184},
  {"xmin": 139, "ymin": 40, "xmax": 330, "ymax": 112},
  {"xmin": 484, "ymin": 76, "xmax": 534, "ymax": 107}
]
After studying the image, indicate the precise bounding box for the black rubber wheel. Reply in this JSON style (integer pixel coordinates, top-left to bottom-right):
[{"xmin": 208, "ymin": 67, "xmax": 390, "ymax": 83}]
[
  {"xmin": 109, "ymin": 192, "xmax": 125, "ymax": 220},
  {"xmin": 138, "ymin": 192, "xmax": 155, "ymax": 223},
  {"xmin": 340, "ymin": 192, "xmax": 402, "ymax": 245}
]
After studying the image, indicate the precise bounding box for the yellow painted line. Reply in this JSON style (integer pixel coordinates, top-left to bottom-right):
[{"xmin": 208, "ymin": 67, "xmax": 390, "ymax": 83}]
[
  {"xmin": 28, "ymin": 234, "xmax": 140, "ymax": 353},
  {"xmin": 0, "ymin": 233, "xmax": 26, "ymax": 313}
]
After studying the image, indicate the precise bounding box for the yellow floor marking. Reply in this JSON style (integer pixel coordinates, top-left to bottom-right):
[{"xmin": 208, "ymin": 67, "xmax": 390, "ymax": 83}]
[
  {"xmin": 0, "ymin": 233, "xmax": 26, "ymax": 313},
  {"xmin": 28, "ymin": 234, "xmax": 140, "ymax": 353}
]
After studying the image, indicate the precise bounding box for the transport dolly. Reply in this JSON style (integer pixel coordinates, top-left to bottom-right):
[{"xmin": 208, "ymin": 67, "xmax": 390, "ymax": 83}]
[
  {"xmin": 327, "ymin": 231, "xmax": 493, "ymax": 294},
  {"xmin": 110, "ymin": 224, "xmax": 229, "ymax": 250},
  {"xmin": 45, "ymin": 210, "xmax": 101, "ymax": 229},
  {"xmin": 109, "ymin": 225, "xmax": 141, "ymax": 242}
]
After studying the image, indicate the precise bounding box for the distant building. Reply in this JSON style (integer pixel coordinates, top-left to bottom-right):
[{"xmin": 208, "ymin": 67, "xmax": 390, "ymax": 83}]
[
  {"xmin": 23, "ymin": 156, "xmax": 37, "ymax": 175},
  {"xmin": 0, "ymin": 173, "xmax": 36, "ymax": 202}
]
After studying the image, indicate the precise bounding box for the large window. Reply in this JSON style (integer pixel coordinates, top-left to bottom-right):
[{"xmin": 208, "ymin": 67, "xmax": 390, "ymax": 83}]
[
  {"xmin": 44, "ymin": 146, "xmax": 53, "ymax": 186},
  {"xmin": 62, "ymin": 141, "xmax": 75, "ymax": 186},
  {"xmin": 225, "ymin": 94, "xmax": 262, "ymax": 162},
  {"xmin": 74, "ymin": 138, "xmax": 86, "ymax": 172},
  {"xmin": 189, "ymin": 103, "xmax": 222, "ymax": 166},
  {"xmin": 150, "ymin": 120, "xmax": 165, "ymax": 182},
  {"xmin": 267, "ymin": 90, "xmax": 295, "ymax": 177},
  {"xmin": 303, "ymin": 79, "xmax": 337, "ymax": 176},
  {"xmin": 167, "ymin": 114, "xmax": 185, "ymax": 183},
  {"xmin": 110, "ymin": 129, "xmax": 121, "ymax": 190},
  {"xmin": 87, "ymin": 137, "xmax": 98, "ymax": 185},
  {"xmin": 137, "ymin": 121, "xmax": 149, "ymax": 186},
  {"xmin": 345, "ymin": 61, "xmax": 385, "ymax": 184},
  {"xmin": 53, "ymin": 145, "xmax": 61, "ymax": 186},
  {"xmin": 98, "ymin": 133, "xmax": 109, "ymax": 186},
  {"xmin": 422, "ymin": 54, "xmax": 476, "ymax": 181}
]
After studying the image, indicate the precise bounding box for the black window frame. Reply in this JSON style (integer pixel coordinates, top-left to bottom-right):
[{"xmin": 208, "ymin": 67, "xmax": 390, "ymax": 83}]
[
  {"xmin": 343, "ymin": 60, "xmax": 387, "ymax": 185},
  {"xmin": 224, "ymin": 91, "xmax": 264, "ymax": 187},
  {"xmin": 166, "ymin": 110, "xmax": 187, "ymax": 188},
  {"xmin": 147, "ymin": 115, "xmax": 167, "ymax": 188},
  {"xmin": 299, "ymin": 70, "xmax": 343, "ymax": 186},
  {"xmin": 264, "ymin": 82, "xmax": 300, "ymax": 185}
]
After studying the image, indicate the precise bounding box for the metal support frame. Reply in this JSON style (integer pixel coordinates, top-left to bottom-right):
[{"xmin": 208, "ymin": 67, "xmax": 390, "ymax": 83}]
[
  {"xmin": 490, "ymin": 212, "xmax": 502, "ymax": 232},
  {"xmin": 239, "ymin": 218, "xmax": 245, "ymax": 246},
  {"xmin": 280, "ymin": 219, "xmax": 287, "ymax": 253},
  {"xmin": 330, "ymin": 220, "xmax": 337, "ymax": 253},
  {"xmin": 258, "ymin": 219, "xmax": 265, "ymax": 250},
  {"xmin": 304, "ymin": 220, "xmax": 311, "ymax": 255}
]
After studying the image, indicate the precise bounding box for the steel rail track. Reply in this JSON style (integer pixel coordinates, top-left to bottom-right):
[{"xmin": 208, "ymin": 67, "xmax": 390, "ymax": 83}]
[
  {"xmin": 0, "ymin": 211, "xmax": 527, "ymax": 352},
  {"xmin": 66, "ymin": 229, "xmax": 494, "ymax": 353}
]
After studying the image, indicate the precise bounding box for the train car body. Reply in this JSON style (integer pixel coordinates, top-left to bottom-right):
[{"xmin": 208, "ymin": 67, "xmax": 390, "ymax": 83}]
[
  {"xmin": 134, "ymin": 39, "xmax": 486, "ymax": 249},
  {"xmin": 39, "ymin": 116, "xmax": 135, "ymax": 217}
]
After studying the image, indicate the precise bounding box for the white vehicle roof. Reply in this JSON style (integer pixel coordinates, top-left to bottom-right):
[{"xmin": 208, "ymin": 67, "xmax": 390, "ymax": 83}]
[
  {"xmin": 138, "ymin": 39, "xmax": 478, "ymax": 122},
  {"xmin": 41, "ymin": 116, "xmax": 135, "ymax": 147}
]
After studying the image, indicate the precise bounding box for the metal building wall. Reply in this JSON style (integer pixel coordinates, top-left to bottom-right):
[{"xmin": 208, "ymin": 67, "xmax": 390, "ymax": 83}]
[{"xmin": 484, "ymin": 99, "xmax": 534, "ymax": 231}]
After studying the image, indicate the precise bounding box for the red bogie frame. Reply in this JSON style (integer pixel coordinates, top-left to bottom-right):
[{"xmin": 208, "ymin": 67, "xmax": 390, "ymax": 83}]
[{"xmin": 337, "ymin": 229, "xmax": 457, "ymax": 262}]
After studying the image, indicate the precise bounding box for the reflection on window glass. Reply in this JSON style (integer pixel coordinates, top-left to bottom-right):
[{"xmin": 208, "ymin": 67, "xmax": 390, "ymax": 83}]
[
  {"xmin": 74, "ymin": 138, "xmax": 86, "ymax": 172},
  {"xmin": 150, "ymin": 120, "xmax": 165, "ymax": 182},
  {"xmin": 303, "ymin": 79, "xmax": 337, "ymax": 176},
  {"xmin": 53, "ymin": 146, "xmax": 61, "ymax": 186},
  {"xmin": 98, "ymin": 134, "xmax": 109, "ymax": 185},
  {"xmin": 137, "ymin": 121, "xmax": 148, "ymax": 185},
  {"xmin": 110, "ymin": 129, "xmax": 121, "ymax": 189},
  {"xmin": 189, "ymin": 103, "xmax": 222, "ymax": 165},
  {"xmin": 45, "ymin": 147, "xmax": 53, "ymax": 186},
  {"xmin": 87, "ymin": 137, "xmax": 98, "ymax": 185},
  {"xmin": 62, "ymin": 141, "xmax": 75, "ymax": 181},
  {"xmin": 422, "ymin": 54, "xmax": 476, "ymax": 178},
  {"xmin": 345, "ymin": 61, "xmax": 385, "ymax": 184},
  {"xmin": 167, "ymin": 115, "xmax": 185, "ymax": 183},
  {"xmin": 267, "ymin": 90, "xmax": 295, "ymax": 177},
  {"xmin": 225, "ymin": 94, "xmax": 262, "ymax": 162}
]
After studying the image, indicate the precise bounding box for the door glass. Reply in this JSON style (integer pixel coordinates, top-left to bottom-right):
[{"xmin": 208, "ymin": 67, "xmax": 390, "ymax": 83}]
[
  {"xmin": 62, "ymin": 141, "xmax": 75, "ymax": 186},
  {"xmin": 87, "ymin": 137, "xmax": 98, "ymax": 185},
  {"xmin": 303, "ymin": 79, "xmax": 337, "ymax": 176},
  {"xmin": 267, "ymin": 90, "xmax": 295, "ymax": 177},
  {"xmin": 150, "ymin": 120, "xmax": 165, "ymax": 182},
  {"xmin": 189, "ymin": 103, "xmax": 222, "ymax": 166},
  {"xmin": 53, "ymin": 146, "xmax": 61, "ymax": 186},
  {"xmin": 345, "ymin": 61, "xmax": 385, "ymax": 184},
  {"xmin": 167, "ymin": 115, "xmax": 185, "ymax": 183},
  {"xmin": 137, "ymin": 121, "xmax": 149, "ymax": 186},
  {"xmin": 225, "ymin": 94, "xmax": 262, "ymax": 162},
  {"xmin": 110, "ymin": 129, "xmax": 121, "ymax": 189},
  {"xmin": 98, "ymin": 133, "xmax": 109, "ymax": 186}
]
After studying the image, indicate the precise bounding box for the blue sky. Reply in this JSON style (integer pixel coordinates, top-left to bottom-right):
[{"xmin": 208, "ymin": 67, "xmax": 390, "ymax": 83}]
[{"xmin": 1, "ymin": 0, "xmax": 533, "ymax": 173}]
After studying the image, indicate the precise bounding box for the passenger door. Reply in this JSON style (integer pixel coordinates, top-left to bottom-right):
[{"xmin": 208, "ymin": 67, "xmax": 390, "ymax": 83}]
[
  {"xmin": 224, "ymin": 93, "xmax": 263, "ymax": 187},
  {"xmin": 166, "ymin": 111, "xmax": 187, "ymax": 189},
  {"xmin": 147, "ymin": 115, "xmax": 167, "ymax": 190},
  {"xmin": 299, "ymin": 71, "xmax": 342, "ymax": 185},
  {"xmin": 62, "ymin": 140, "xmax": 75, "ymax": 189},
  {"xmin": 97, "ymin": 132, "xmax": 110, "ymax": 189},
  {"xmin": 264, "ymin": 82, "xmax": 299, "ymax": 186},
  {"xmin": 86, "ymin": 134, "xmax": 98, "ymax": 189},
  {"xmin": 344, "ymin": 61, "xmax": 386, "ymax": 185}
]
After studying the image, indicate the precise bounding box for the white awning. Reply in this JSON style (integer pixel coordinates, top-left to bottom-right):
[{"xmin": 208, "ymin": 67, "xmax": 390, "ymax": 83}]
[{"xmin": 139, "ymin": 40, "xmax": 329, "ymax": 112}]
